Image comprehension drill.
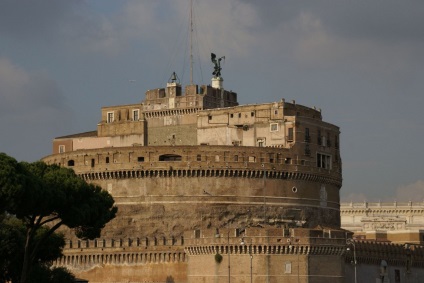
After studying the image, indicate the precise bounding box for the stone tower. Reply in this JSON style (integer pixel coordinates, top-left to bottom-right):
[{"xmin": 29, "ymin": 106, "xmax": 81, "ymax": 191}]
[{"xmin": 44, "ymin": 74, "xmax": 345, "ymax": 282}]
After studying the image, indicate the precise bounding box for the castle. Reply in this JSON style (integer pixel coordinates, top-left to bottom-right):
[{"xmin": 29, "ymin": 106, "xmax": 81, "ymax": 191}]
[{"xmin": 42, "ymin": 64, "xmax": 424, "ymax": 282}]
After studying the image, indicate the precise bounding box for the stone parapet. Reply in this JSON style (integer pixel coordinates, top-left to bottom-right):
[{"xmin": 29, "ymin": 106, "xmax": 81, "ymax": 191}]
[
  {"xmin": 42, "ymin": 145, "xmax": 342, "ymax": 186},
  {"xmin": 346, "ymin": 240, "xmax": 424, "ymax": 268}
]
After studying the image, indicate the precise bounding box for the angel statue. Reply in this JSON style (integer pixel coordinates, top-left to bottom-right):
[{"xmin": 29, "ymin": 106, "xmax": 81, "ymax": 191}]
[{"xmin": 211, "ymin": 53, "xmax": 225, "ymax": 78}]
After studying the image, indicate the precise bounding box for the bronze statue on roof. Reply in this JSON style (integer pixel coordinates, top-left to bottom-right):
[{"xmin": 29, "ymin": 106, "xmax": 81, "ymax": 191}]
[{"xmin": 211, "ymin": 53, "xmax": 225, "ymax": 78}]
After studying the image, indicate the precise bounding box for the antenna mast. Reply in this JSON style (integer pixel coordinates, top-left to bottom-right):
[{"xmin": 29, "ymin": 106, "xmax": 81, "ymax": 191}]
[{"xmin": 190, "ymin": 0, "xmax": 193, "ymax": 84}]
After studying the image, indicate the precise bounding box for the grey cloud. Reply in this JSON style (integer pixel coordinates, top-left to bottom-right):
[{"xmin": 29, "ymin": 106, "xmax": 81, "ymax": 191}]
[
  {"xmin": 0, "ymin": 0, "xmax": 78, "ymax": 41},
  {"xmin": 238, "ymin": 0, "xmax": 424, "ymax": 43},
  {"xmin": 0, "ymin": 0, "xmax": 121, "ymax": 54},
  {"xmin": 0, "ymin": 58, "xmax": 67, "ymax": 114},
  {"xmin": 0, "ymin": 58, "xmax": 73, "ymax": 161}
]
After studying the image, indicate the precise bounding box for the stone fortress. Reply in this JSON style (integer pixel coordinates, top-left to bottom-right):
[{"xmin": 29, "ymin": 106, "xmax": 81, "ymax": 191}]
[{"xmin": 42, "ymin": 62, "xmax": 424, "ymax": 282}]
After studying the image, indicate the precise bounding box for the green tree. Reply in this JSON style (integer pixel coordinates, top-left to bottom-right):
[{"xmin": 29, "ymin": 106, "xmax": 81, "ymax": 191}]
[
  {"xmin": 0, "ymin": 153, "xmax": 117, "ymax": 283},
  {"xmin": 0, "ymin": 214, "xmax": 75, "ymax": 283}
]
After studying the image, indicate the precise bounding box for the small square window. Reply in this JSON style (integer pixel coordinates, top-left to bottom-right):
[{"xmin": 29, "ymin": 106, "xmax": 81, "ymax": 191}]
[
  {"xmin": 270, "ymin": 123, "xmax": 278, "ymax": 132},
  {"xmin": 257, "ymin": 138, "xmax": 265, "ymax": 147},
  {"xmin": 58, "ymin": 145, "xmax": 65, "ymax": 153}
]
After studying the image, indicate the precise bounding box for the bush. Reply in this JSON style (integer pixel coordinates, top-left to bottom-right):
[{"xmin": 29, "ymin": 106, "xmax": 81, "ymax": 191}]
[{"xmin": 215, "ymin": 253, "xmax": 223, "ymax": 264}]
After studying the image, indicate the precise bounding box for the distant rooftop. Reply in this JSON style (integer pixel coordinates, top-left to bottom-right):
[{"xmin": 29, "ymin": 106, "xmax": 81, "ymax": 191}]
[{"xmin": 55, "ymin": 131, "xmax": 97, "ymax": 139}]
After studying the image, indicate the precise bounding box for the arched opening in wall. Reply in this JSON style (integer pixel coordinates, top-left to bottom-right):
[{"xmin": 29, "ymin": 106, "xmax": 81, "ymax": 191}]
[
  {"xmin": 159, "ymin": 154, "xmax": 182, "ymax": 161},
  {"xmin": 67, "ymin": 160, "xmax": 75, "ymax": 166}
]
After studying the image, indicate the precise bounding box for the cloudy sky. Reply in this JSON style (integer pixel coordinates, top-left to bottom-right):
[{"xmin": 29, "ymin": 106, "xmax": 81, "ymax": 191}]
[{"xmin": 1, "ymin": 0, "xmax": 423, "ymax": 202}]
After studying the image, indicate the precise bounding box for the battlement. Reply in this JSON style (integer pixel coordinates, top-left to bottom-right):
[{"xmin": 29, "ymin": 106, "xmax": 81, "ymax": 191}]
[
  {"xmin": 54, "ymin": 236, "xmax": 187, "ymax": 272},
  {"xmin": 65, "ymin": 236, "xmax": 184, "ymax": 250},
  {"xmin": 185, "ymin": 228, "xmax": 348, "ymax": 257},
  {"xmin": 346, "ymin": 240, "xmax": 424, "ymax": 268},
  {"xmin": 341, "ymin": 201, "xmax": 424, "ymax": 211}
]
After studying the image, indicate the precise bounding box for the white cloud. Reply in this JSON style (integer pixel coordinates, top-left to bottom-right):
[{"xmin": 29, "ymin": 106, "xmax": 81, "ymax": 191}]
[
  {"xmin": 341, "ymin": 192, "xmax": 369, "ymax": 203},
  {"xmin": 394, "ymin": 180, "xmax": 424, "ymax": 202}
]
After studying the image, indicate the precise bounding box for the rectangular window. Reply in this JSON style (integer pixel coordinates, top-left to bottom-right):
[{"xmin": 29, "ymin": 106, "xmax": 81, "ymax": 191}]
[
  {"xmin": 317, "ymin": 129, "xmax": 322, "ymax": 145},
  {"xmin": 137, "ymin": 157, "xmax": 145, "ymax": 162},
  {"xmin": 232, "ymin": 141, "xmax": 241, "ymax": 146},
  {"xmin": 305, "ymin": 144, "xmax": 311, "ymax": 156},
  {"xmin": 58, "ymin": 145, "xmax": 65, "ymax": 153},
  {"xmin": 305, "ymin": 128, "xmax": 310, "ymax": 142},
  {"xmin": 284, "ymin": 262, "xmax": 292, "ymax": 274},
  {"xmin": 327, "ymin": 132, "xmax": 331, "ymax": 147},
  {"xmin": 257, "ymin": 138, "xmax": 265, "ymax": 147},
  {"xmin": 288, "ymin": 128, "xmax": 294, "ymax": 141},
  {"xmin": 317, "ymin": 153, "xmax": 332, "ymax": 169},
  {"xmin": 107, "ymin": 112, "xmax": 114, "ymax": 123},
  {"xmin": 394, "ymin": 269, "xmax": 400, "ymax": 283},
  {"xmin": 132, "ymin": 109, "xmax": 139, "ymax": 121},
  {"xmin": 270, "ymin": 123, "xmax": 278, "ymax": 132}
]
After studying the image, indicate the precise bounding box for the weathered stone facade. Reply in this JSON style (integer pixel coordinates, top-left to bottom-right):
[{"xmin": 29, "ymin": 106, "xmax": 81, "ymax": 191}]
[{"xmin": 43, "ymin": 77, "xmax": 349, "ymax": 282}]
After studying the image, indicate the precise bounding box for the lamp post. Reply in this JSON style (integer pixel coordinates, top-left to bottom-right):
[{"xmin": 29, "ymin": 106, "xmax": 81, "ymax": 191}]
[
  {"xmin": 228, "ymin": 229, "xmax": 231, "ymax": 283},
  {"xmin": 346, "ymin": 238, "xmax": 357, "ymax": 283},
  {"xmin": 240, "ymin": 237, "xmax": 253, "ymax": 283}
]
